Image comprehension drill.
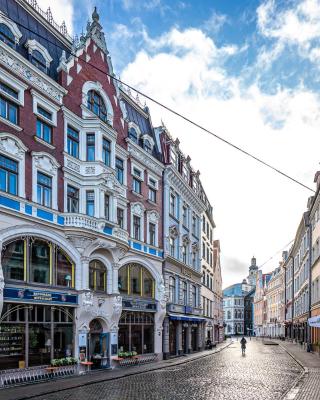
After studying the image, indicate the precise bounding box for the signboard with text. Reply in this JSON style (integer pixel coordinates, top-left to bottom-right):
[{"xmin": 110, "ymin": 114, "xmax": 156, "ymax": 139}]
[{"xmin": 4, "ymin": 287, "xmax": 78, "ymax": 305}]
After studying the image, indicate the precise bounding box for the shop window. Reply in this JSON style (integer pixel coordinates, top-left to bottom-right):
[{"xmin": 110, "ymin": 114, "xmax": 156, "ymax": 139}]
[
  {"xmin": 30, "ymin": 240, "xmax": 50, "ymax": 284},
  {"xmin": 56, "ymin": 249, "xmax": 73, "ymax": 287},
  {"xmin": 87, "ymin": 90, "xmax": 108, "ymax": 123},
  {"xmin": 118, "ymin": 264, "xmax": 155, "ymax": 298},
  {"xmin": 130, "ymin": 264, "xmax": 141, "ymax": 295},
  {"xmin": 2, "ymin": 240, "xmax": 24, "ymax": 281},
  {"xmin": 1, "ymin": 237, "xmax": 75, "ymax": 288},
  {"xmin": 89, "ymin": 260, "xmax": 106, "ymax": 292}
]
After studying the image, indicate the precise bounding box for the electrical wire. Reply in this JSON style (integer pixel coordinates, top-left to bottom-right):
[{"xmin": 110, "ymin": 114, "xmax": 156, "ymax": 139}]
[
  {"xmin": 259, "ymin": 239, "xmax": 294, "ymax": 270},
  {"xmin": 6, "ymin": 16, "xmax": 315, "ymax": 193}
]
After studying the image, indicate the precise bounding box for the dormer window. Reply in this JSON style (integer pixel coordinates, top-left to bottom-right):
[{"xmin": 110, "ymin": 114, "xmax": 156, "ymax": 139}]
[
  {"xmin": 87, "ymin": 90, "xmax": 108, "ymax": 123},
  {"xmin": 31, "ymin": 50, "xmax": 47, "ymax": 73},
  {"xmin": 144, "ymin": 139, "xmax": 152, "ymax": 153},
  {"xmin": 0, "ymin": 23, "xmax": 15, "ymax": 48},
  {"xmin": 129, "ymin": 127, "xmax": 138, "ymax": 143},
  {"xmin": 25, "ymin": 40, "xmax": 52, "ymax": 74}
]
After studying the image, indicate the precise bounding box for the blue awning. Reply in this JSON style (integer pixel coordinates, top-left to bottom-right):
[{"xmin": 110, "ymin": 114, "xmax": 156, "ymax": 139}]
[{"xmin": 168, "ymin": 314, "xmax": 205, "ymax": 323}]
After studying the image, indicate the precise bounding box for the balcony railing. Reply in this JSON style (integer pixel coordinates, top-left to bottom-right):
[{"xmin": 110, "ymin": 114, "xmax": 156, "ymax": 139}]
[{"xmin": 64, "ymin": 214, "xmax": 102, "ymax": 230}]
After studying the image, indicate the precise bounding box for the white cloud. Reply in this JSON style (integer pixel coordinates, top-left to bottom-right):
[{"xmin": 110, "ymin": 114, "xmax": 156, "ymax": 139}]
[
  {"xmin": 204, "ymin": 10, "xmax": 228, "ymax": 34},
  {"xmin": 257, "ymin": 0, "xmax": 320, "ymax": 65},
  {"xmin": 120, "ymin": 25, "xmax": 320, "ymax": 288},
  {"xmin": 37, "ymin": 0, "xmax": 74, "ymax": 33}
]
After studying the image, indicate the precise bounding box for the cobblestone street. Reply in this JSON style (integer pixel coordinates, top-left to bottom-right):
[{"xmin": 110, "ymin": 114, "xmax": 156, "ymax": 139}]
[{"xmin": 26, "ymin": 340, "xmax": 301, "ymax": 400}]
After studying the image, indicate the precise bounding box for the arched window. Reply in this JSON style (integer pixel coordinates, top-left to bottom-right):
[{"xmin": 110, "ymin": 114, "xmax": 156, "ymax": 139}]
[
  {"xmin": 0, "ymin": 23, "xmax": 15, "ymax": 48},
  {"xmin": 31, "ymin": 50, "xmax": 47, "ymax": 73},
  {"xmin": 129, "ymin": 127, "xmax": 138, "ymax": 143},
  {"xmin": 1, "ymin": 237, "xmax": 74, "ymax": 287},
  {"xmin": 169, "ymin": 276, "xmax": 176, "ymax": 303},
  {"xmin": 89, "ymin": 260, "xmax": 106, "ymax": 292},
  {"xmin": 118, "ymin": 263, "xmax": 155, "ymax": 298},
  {"xmin": 87, "ymin": 90, "xmax": 108, "ymax": 123}
]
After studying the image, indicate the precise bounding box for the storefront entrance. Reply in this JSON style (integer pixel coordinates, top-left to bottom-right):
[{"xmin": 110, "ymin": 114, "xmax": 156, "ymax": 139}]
[
  {"xmin": 169, "ymin": 321, "xmax": 177, "ymax": 355},
  {"xmin": 88, "ymin": 319, "xmax": 109, "ymax": 369},
  {"xmin": 191, "ymin": 326, "xmax": 197, "ymax": 351},
  {"xmin": 118, "ymin": 311, "xmax": 154, "ymax": 354},
  {"xmin": 0, "ymin": 303, "xmax": 74, "ymax": 370},
  {"xmin": 182, "ymin": 325, "xmax": 188, "ymax": 353}
]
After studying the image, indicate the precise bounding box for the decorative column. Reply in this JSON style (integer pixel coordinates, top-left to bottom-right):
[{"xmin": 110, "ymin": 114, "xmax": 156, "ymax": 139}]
[
  {"xmin": 163, "ymin": 317, "xmax": 170, "ymax": 359},
  {"xmin": 186, "ymin": 323, "xmax": 191, "ymax": 353},
  {"xmin": 177, "ymin": 322, "xmax": 183, "ymax": 355},
  {"xmin": 81, "ymin": 256, "xmax": 90, "ymax": 290},
  {"xmin": 111, "ymin": 263, "xmax": 120, "ymax": 294}
]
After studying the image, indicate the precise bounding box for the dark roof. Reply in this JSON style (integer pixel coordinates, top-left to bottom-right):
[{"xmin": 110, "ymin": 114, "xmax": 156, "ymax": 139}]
[{"xmin": 1, "ymin": 0, "xmax": 70, "ymax": 81}]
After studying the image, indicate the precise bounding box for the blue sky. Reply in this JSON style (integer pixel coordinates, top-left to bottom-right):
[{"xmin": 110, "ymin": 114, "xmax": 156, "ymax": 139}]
[{"xmin": 41, "ymin": 0, "xmax": 320, "ymax": 287}]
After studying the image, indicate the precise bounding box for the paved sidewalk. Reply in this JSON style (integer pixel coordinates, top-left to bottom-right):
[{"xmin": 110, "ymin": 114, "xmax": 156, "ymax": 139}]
[
  {"xmin": 0, "ymin": 341, "xmax": 232, "ymax": 400},
  {"xmin": 278, "ymin": 340, "xmax": 320, "ymax": 400}
]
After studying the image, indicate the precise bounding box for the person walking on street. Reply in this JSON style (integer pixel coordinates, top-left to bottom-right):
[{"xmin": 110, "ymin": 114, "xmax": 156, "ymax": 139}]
[{"xmin": 240, "ymin": 336, "xmax": 247, "ymax": 356}]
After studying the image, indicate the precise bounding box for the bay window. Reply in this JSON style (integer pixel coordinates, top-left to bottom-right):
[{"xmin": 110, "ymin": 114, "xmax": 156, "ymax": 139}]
[
  {"xmin": 86, "ymin": 190, "xmax": 95, "ymax": 217},
  {"xmin": 67, "ymin": 126, "xmax": 79, "ymax": 158},
  {"xmin": 117, "ymin": 208, "xmax": 124, "ymax": 228},
  {"xmin": 105, "ymin": 194, "xmax": 110, "ymax": 220},
  {"xmin": 116, "ymin": 157, "xmax": 124, "ymax": 184},
  {"xmin": 67, "ymin": 185, "xmax": 79, "ymax": 213},
  {"xmin": 102, "ymin": 138, "xmax": 111, "ymax": 166},
  {"xmin": 86, "ymin": 133, "xmax": 95, "ymax": 161}
]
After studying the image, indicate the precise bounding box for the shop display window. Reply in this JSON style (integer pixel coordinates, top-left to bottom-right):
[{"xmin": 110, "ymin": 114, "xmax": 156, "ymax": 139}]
[{"xmin": 1, "ymin": 237, "xmax": 75, "ymax": 288}]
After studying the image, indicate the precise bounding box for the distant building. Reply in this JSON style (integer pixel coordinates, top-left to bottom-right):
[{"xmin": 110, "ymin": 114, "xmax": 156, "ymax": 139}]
[
  {"xmin": 266, "ymin": 263, "xmax": 285, "ymax": 337},
  {"xmin": 254, "ymin": 271, "xmax": 272, "ymax": 336}
]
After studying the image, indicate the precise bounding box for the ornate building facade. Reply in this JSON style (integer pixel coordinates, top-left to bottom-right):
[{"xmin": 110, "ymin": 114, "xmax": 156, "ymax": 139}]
[{"xmin": 0, "ymin": 0, "xmax": 221, "ymax": 372}]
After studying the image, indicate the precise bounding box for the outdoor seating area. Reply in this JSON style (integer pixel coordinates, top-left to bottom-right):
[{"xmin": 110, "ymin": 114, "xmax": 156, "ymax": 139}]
[
  {"xmin": 114, "ymin": 354, "xmax": 158, "ymax": 367},
  {"xmin": 0, "ymin": 364, "xmax": 77, "ymax": 388}
]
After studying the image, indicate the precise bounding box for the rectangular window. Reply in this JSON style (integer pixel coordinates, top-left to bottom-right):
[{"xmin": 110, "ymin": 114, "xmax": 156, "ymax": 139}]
[
  {"xmin": 191, "ymin": 285, "xmax": 197, "ymax": 307},
  {"xmin": 182, "ymin": 245, "xmax": 187, "ymax": 264},
  {"xmin": 36, "ymin": 119, "xmax": 52, "ymax": 143},
  {"xmin": 148, "ymin": 187, "xmax": 156, "ymax": 203},
  {"xmin": 0, "ymin": 95, "xmax": 18, "ymax": 124},
  {"xmin": 117, "ymin": 208, "xmax": 124, "ymax": 228},
  {"xmin": 0, "ymin": 154, "xmax": 18, "ymax": 195},
  {"xmin": 37, "ymin": 172, "xmax": 52, "ymax": 207},
  {"xmin": 170, "ymin": 193, "xmax": 176, "ymax": 216},
  {"xmin": 133, "ymin": 177, "xmax": 141, "ymax": 194},
  {"xmin": 202, "ymin": 243, "xmax": 205, "ymax": 258},
  {"xmin": 192, "ymin": 215, "xmax": 197, "ymax": 235},
  {"xmin": 116, "ymin": 157, "xmax": 124, "ymax": 184},
  {"xmin": 192, "ymin": 251, "xmax": 197, "ymax": 268},
  {"xmin": 133, "ymin": 215, "xmax": 141, "ymax": 240},
  {"xmin": 86, "ymin": 133, "xmax": 95, "ymax": 161},
  {"xmin": 67, "ymin": 126, "xmax": 79, "ymax": 158},
  {"xmin": 182, "ymin": 205, "xmax": 188, "ymax": 227},
  {"xmin": 0, "ymin": 82, "xmax": 19, "ymax": 99},
  {"xmin": 86, "ymin": 190, "xmax": 95, "ymax": 216},
  {"xmin": 37, "ymin": 106, "xmax": 52, "ymax": 121},
  {"xmin": 105, "ymin": 194, "xmax": 110, "ymax": 220},
  {"xmin": 149, "ymin": 223, "xmax": 156, "ymax": 246},
  {"xmin": 67, "ymin": 185, "xmax": 79, "ymax": 213},
  {"xmin": 102, "ymin": 138, "xmax": 111, "ymax": 166},
  {"xmin": 170, "ymin": 237, "xmax": 175, "ymax": 257}
]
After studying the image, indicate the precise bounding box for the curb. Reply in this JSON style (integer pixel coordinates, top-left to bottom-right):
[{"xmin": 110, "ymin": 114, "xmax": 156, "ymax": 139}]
[
  {"xmin": 1, "ymin": 342, "xmax": 232, "ymax": 400},
  {"xmin": 279, "ymin": 343, "xmax": 307, "ymax": 400}
]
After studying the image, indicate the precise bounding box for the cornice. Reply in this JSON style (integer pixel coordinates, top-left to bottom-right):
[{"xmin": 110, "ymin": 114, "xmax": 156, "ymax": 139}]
[
  {"xmin": 0, "ymin": 41, "xmax": 67, "ymax": 104},
  {"xmin": 127, "ymin": 140, "xmax": 164, "ymax": 176},
  {"xmin": 166, "ymin": 167, "xmax": 207, "ymax": 214}
]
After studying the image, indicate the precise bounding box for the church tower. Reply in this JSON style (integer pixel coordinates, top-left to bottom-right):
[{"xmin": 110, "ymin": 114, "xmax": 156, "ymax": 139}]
[{"xmin": 248, "ymin": 256, "xmax": 258, "ymax": 287}]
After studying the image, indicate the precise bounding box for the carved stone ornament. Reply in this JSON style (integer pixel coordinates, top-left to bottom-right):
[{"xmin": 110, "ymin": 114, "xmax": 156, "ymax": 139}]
[
  {"xmin": 109, "ymin": 246, "xmax": 128, "ymax": 263},
  {"xmin": 66, "ymin": 235, "xmax": 94, "ymax": 255},
  {"xmin": 129, "ymin": 146, "xmax": 163, "ymax": 176},
  {"xmin": 148, "ymin": 210, "xmax": 159, "ymax": 223},
  {"xmin": 33, "ymin": 153, "xmax": 59, "ymax": 173},
  {"xmin": 119, "ymin": 99, "xmax": 128, "ymax": 120},
  {"xmin": 0, "ymin": 45, "xmax": 63, "ymax": 103},
  {"xmin": 83, "ymin": 291, "xmax": 94, "ymax": 309},
  {"xmin": 0, "ymin": 136, "xmax": 26, "ymax": 159},
  {"xmin": 158, "ymin": 279, "xmax": 166, "ymax": 310},
  {"xmin": 192, "ymin": 241, "xmax": 199, "ymax": 252},
  {"xmin": 169, "ymin": 225, "xmax": 179, "ymax": 239},
  {"xmin": 112, "ymin": 295, "xmax": 122, "ymax": 321},
  {"xmin": 131, "ymin": 202, "xmax": 144, "ymax": 217},
  {"xmin": 182, "ymin": 234, "xmax": 190, "ymax": 246}
]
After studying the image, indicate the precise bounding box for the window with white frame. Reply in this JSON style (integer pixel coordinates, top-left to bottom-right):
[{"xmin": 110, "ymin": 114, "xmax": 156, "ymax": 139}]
[
  {"xmin": 182, "ymin": 244, "xmax": 187, "ymax": 264},
  {"xmin": 170, "ymin": 192, "xmax": 176, "ymax": 217},
  {"xmin": 148, "ymin": 222, "xmax": 156, "ymax": 246},
  {"xmin": 192, "ymin": 213, "xmax": 197, "ymax": 236},
  {"xmin": 67, "ymin": 126, "xmax": 79, "ymax": 158},
  {"xmin": 129, "ymin": 127, "xmax": 138, "ymax": 143},
  {"xmin": 182, "ymin": 204, "xmax": 188, "ymax": 227},
  {"xmin": 131, "ymin": 202, "xmax": 144, "ymax": 241},
  {"xmin": 132, "ymin": 166, "xmax": 143, "ymax": 194},
  {"xmin": 36, "ymin": 106, "xmax": 53, "ymax": 144},
  {"xmin": 32, "ymin": 152, "xmax": 59, "ymax": 210},
  {"xmin": 0, "ymin": 15, "xmax": 22, "ymax": 48},
  {"xmin": 86, "ymin": 190, "xmax": 95, "ymax": 216},
  {"xmin": 0, "ymin": 153, "xmax": 18, "ymax": 195},
  {"xmin": 117, "ymin": 208, "xmax": 124, "ymax": 228},
  {"xmin": 86, "ymin": 133, "xmax": 95, "ymax": 161},
  {"xmin": 191, "ymin": 285, "xmax": 197, "ymax": 307},
  {"xmin": 133, "ymin": 215, "xmax": 141, "ymax": 240},
  {"xmin": 148, "ymin": 175, "xmax": 158, "ymax": 203},
  {"xmin": 169, "ymin": 276, "xmax": 176, "ymax": 303},
  {"xmin": 25, "ymin": 40, "xmax": 52, "ymax": 74},
  {"xmin": 144, "ymin": 139, "xmax": 152, "ymax": 153},
  {"xmin": 102, "ymin": 137, "xmax": 111, "ymax": 166},
  {"xmin": 116, "ymin": 157, "xmax": 124, "ymax": 184},
  {"xmin": 192, "ymin": 249, "xmax": 197, "ymax": 268},
  {"xmin": 0, "ymin": 74, "xmax": 26, "ymax": 127},
  {"xmin": 170, "ymin": 236, "xmax": 175, "ymax": 257},
  {"xmin": 67, "ymin": 185, "xmax": 79, "ymax": 213},
  {"xmin": 105, "ymin": 193, "xmax": 110, "ymax": 220},
  {"xmin": 170, "ymin": 148, "xmax": 178, "ymax": 168}
]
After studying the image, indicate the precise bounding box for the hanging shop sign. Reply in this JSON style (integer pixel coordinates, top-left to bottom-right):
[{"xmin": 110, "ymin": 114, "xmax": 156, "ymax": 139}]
[
  {"xmin": 4, "ymin": 287, "xmax": 78, "ymax": 305},
  {"xmin": 122, "ymin": 298, "xmax": 157, "ymax": 312},
  {"xmin": 308, "ymin": 316, "xmax": 320, "ymax": 328}
]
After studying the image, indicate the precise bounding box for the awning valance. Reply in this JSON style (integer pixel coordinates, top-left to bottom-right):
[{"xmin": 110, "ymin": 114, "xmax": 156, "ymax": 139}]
[{"xmin": 168, "ymin": 314, "xmax": 205, "ymax": 323}]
